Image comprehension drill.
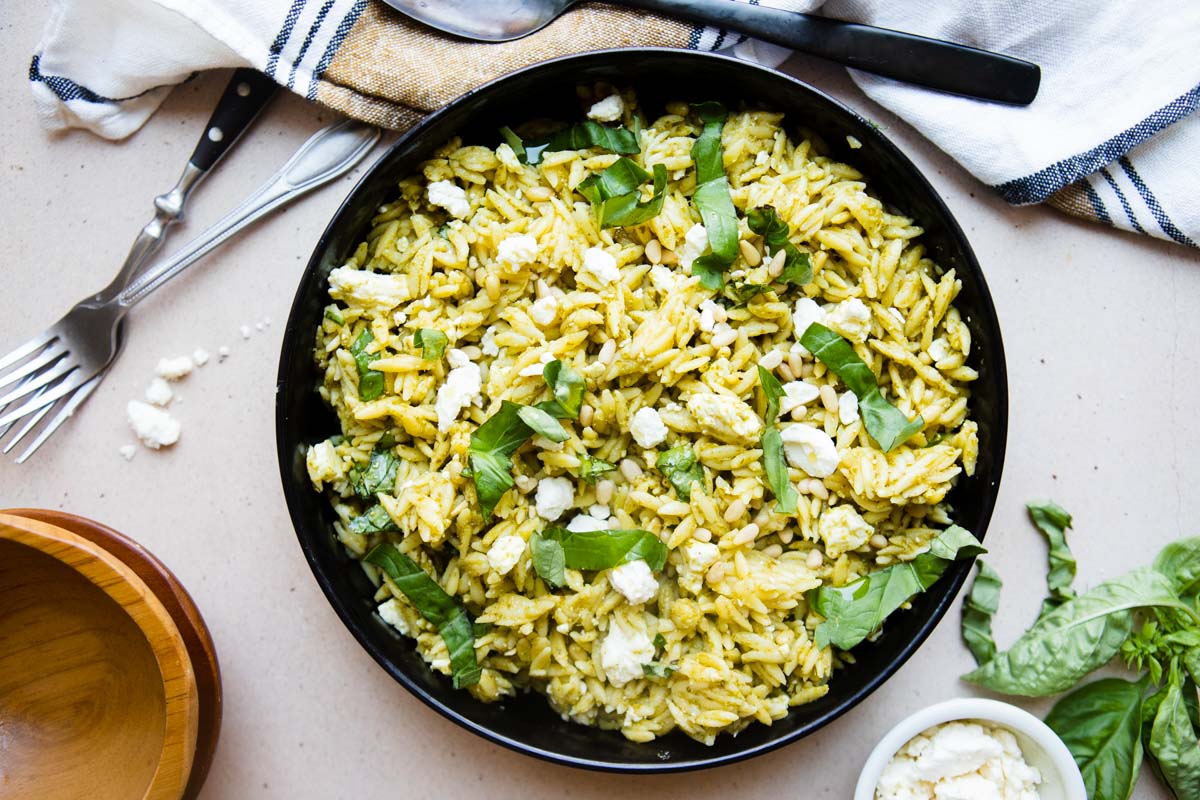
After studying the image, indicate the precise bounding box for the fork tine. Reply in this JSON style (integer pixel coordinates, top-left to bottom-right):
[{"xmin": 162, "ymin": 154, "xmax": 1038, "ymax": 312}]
[
  {"xmin": 0, "ymin": 340, "xmax": 67, "ymax": 391},
  {"xmin": 0, "ymin": 330, "xmax": 56, "ymax": 372},
  {"xmin": 13, "ymin": 375, "xmax": 102, "ymax": 464},
  {"xmin": 0, "ymin": 359, "xmax": 77, "ymax": 409},
  {"xmin": 2, "ymin": 389, "xmax": 56, "ymax": 454},
  {"xmin": 0, "ymin": 370, "xmax": 86, "ymax": 429}
]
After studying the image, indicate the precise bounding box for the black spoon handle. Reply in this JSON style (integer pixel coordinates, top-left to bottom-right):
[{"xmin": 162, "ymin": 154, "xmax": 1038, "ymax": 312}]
[
  {"xmin": 622, "ymin": 0, "xmax": 1041, "ymax": 105},
  {"xmin": 188, "ymin": 68, "xmax": 279, "ymax": 171}
]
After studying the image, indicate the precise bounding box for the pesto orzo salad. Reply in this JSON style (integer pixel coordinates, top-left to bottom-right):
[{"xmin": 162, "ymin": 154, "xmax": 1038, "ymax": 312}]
[{"xmin": 306, "ymin": 87, "xmax": 983, "ymax": 744}]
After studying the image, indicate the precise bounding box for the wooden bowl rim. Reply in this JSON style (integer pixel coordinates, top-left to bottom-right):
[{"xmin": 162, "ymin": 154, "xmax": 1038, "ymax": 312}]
[{"xmin": 0, "ymin": 513, "xmax": 199, "ymax": 800}]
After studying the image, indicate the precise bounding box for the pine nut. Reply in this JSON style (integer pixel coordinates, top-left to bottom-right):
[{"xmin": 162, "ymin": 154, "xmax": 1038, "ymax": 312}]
[
  {"xmin": 515, "ymin": 474, "xmax": 538, "ymax": 493},
  {"xmin": 759, "ymin": 350, "xmax": 784, "ymax": 370},
  {"xmin": 767, "ymin": 249, "xmax": 787, "ymax": 278},
  {"xmin": 619, "ymin": 458, "xmax": 643, "ymax": 482},
  {"xmin": 763, "ymin": 543, "xmax": 783, "ymax": 558},
  {"xmin": 733, "ymin": 523, "xmax": 760, "ymax": 545},
  {"xmin": 790, "ymin": 406, "xmax": 806, "ymax": 422},
  {"xmin": 705, "ymin": 561, "xmax": 726, "ymax": 585},
  {"xmin": 788, "ymin": 352, "xmax": 805, "ymax": 376},
  {"xmin": 595, "ymin": 478, "xmax": 615, "ymax": 504},
  {"xmin": 809, "ymin": 480, "xmax": 829, "ymax": 500},
  {"xmin": 870, "ymin": 534, "xmax": 889, "ymax": 549},
  {"xmin": 779, "ymin": 529, "xmax": 794, "ymax": 544},
  {"xmin": 579, "ymin": 403, "xmax": 595, "ymax": 428},
  {"xmin": 739, "ymin": 239, "xmax": 762, "ymax": 267},
  {"xmin": 659, "ymin": 500, "xmax": 691, "ymax": 517},
  {"xmin": 693, "ymin": 527, "xmax": 712, "ymax": 542},
  {"xmin": 459, "ymin": 345, "xmax": 482, "ymax": 359},
  {"xmin": 711, "ymin": 304, "xmax": 728, "ymax": 324},
  {"xmin": 777, "ymin": 362, "xmax": 795, "ymax": 382},
  {"xmin": 645, "ymin": 239, "xmax": 663, "ymax": 264},
  {"xmin": 525, "ymin": 185, "xmax": 552, "ymax": 201},
  {"xmin": 723, "ymin": 499, "xmax": 747, "ymax": 523},
  {"xmin": 659, "ymin": 249, "xmax": 679, "ymax": 265},
  {"xmin": 820, "ymin": 384, "xmax": 838, "ymax": 412},
  {"xmin": 485, "ymin": 273, "xmax": 501, "ymax": 300},
  {"xmin": 753, "ymin": 510, "xmax": 770, "ymax": 527},
  {"xmin": 599, "ymin": 340, "xmax": 617, "ymax": 365},
  {"xmin": 711, "ymin": 326, "xmax": 737, "ymax": 348},
  {"xmin": 806, "ymin": 549, "xmax": 823, "ymax": 569}
]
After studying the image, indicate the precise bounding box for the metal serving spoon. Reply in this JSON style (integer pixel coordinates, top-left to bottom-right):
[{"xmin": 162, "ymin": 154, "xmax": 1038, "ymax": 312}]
[{"xmin": 382, "ymin": 0, "xmax": 1040, "ymax": 105}]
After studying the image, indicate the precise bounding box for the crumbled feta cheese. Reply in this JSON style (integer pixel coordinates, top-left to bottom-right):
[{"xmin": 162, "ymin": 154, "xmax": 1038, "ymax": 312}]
[
  {"xmin": 127, "ymin": 400, "xmax": 181, "ymax": 449},
  {"xmin": 792, "ymin": 297, "xmax": 826, "ymax": 339},
  {"xmin": 145, "ymin": 378, "xmax": 174, "ymax": 406},
  {"xmin": 697, "ymin": 299, "xmax": 722, "ymax": 333},
  {"xmin": 677, "ymin": 223, "xmax": 709, "ymax": 270},
  {"xmin": 239, "ymin": 325, "xmax": 252, "ymax": 339},
  {"xmin": 566, "ymin": 513, "xmax": 608, "ymax": 532},
  {"xmin": 587, "ymin": 94, "xmax": 625, "ymax": 122},
  {"xmin": 497, "ymin": 234, "xmax": 538, "ymax": 268},
  {"xmin": 683, "ymin": 540, "xmax": 720, "ymax": 572},
  {"xmin": 518, "ymin": 350, "xmax": 555, "ymax": 378},
  {"xmin": 393, "ymin": 310, "xmax": 409, "ymax": 327},
  {"xmin": 255, "ymin": 321, "xmax": 265, "ymax": 332},
  {"xmin": 579, "ymin": 247, "xmax": 620, "ymax": 285},
  {"xmin": 818, "ymin": 504, "xmax": 873, "ymax": 558},
  {"xmin": 759, "ymin": 349, "xmax": 785, "ymax": 370},
  {"xmin": 755, "ymin": 150, "xmax": 770, "ymax": 166},
  {"xmin": 306, "ymin": 440, "xmax": 345, "ymax": 487},
  {"xmin": 155, "ymin": 355, "xmax": 193, "ymax": 381},
  {"xmin": 118, "ymin": 444, "xmax": 137, "ymax": 461},
  {"xmin": 686, "ymin": 393, "xmax": 762, "ymax": 445},
  {"xmin": 534, "ymin": 476, "xmax": 574, "ymax": 521},
  {"xmin": 779, "ymin": 381, "xmax": 820, "ymax": 415},
  {"xmin": 826, "ymin": 297, "xmax": 872, "ymax": 343},
  {"xmin": 377, "ymin": 598, "xmax": 412, "ymax": 636},
  {"xmin": 328, "ymin": 266, "xmax": 410, "ymax": 312},
  {"xmin": 838, "ymin": 391, "xmax": 860, "ymax": 424},
  {"xmin": 192, "ymin": 348, "xmax": 210, "ymax": 366},
  {"xmin": 529, "ymin": 295, "xmax": 558, "ymax": 327},
  {"xmin": 779, "ymin": 423, "xmax": 839, "ymax": 477},
  {"xmin": 589, "ymin": 503, "xmax": 610, "ymax": 520},
  {"xmin": 648, "ymin": 264, "xmax": 681, "ymax": 294},
  {"xmin": 876, "ymin": 720, "xmax": 1042, "ymax": 800},
  {"xmin": 427, "ymin": 179, "xmax": 471, "ymax": 219},
  {"xmin": 608, "ymin": 560, "xmax": 659, "ymax": 605},
  {"xmin": 495, "ymin": 142, "xmax": 522, "ymax": 170},
  {"xmin": 929, "ymin": 337, "xmax": 953, "ymax": 363},
  {"xmin": 598, "ymin": 623, "xmax": 654, "ymax": 687},
  {"xmin": 630, "ymin": 407, "xmax": 669, "ymax": 449},
  {"xmin": 434, "ymin": 350, "xmax": 483, "ymax": 431},
  {"xmin": 217, "ymin": 346, "xmax": 230, "ymax": 361},
  {"xmin": 480, "ymin": 328, "xmax": 500, "ymax": 357},
  {"xmin": 487, "ymin": 534, "xmax": 526, "ymax": 575}
]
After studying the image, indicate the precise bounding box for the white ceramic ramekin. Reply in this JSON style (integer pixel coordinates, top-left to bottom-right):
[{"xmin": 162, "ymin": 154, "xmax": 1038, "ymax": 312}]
[{"xmin": 854, "ymin": 698, "xmax": 1087, "ymax": 800}]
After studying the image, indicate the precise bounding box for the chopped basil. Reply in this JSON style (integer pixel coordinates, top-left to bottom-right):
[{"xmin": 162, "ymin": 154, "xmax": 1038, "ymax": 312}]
[
  {"xmin": 756, "ymin": 366, "xmax": 798, "ymax": 514},
  {"xmin": 531, "ymin": 525, "xmax": 668, "ymax": 588},
  {"xmin": 688, "ymin": 102, "xmax": 739, "ymax": 290},
  {"xmin": 642, "ymin": 661, "xmax": 676, "ymax": 678},
  {"xmin": 653, "ymin": 632, "xmax": 667, "ymax": 650},
  {"xmin": 364, "ymin": 543, "xmax": 481, "ymax": 688},
  {"xmin": 538, "ymin": 360, "xmax": 584, "ymax": 419},
  {"xmin": 577, "ymin": 157, "xmax": 668, "ymax": 228},
  {"xmin": 350, "ymin": 328, "xmax": 386, "ymax": 401},
  {"xmin": 810, "ymin": 524, "xmax": 984, "ymax": 650},
  {"xmin": 324, "ymin": 308, "xmax": 345, "ymax": 325},
  {"xmin": 655, "ymin": 444, "xmax": 704, "ymax": 501},
  {"xmin": 545, "ymin": 121, "xmax": 639, "ymax": 159},
  {"xmin": 721, "ymin": 282, "xmax": 770, "ymax": 307},
  {"xmin": 746, "ymin": 206, "xmax": 813, "ymax": 286},
  {"xmin": 800, "ymin": 323, "xmax": 924, "ymax": 452},
  {"xmin": 467, "ymin": 400, "xmax": 535, "ymax": 520},
  {"xmin": 413, "ymin": 328, "xmax": 448, "ymax": 360},
  {"xmin": 348, "ymin": 503, "xmax": 398, "ymax": 535},
  {"xmin": 499, "ymin": 125, "xmax": 526, "ymax": 162},
  {"xmin": 517, "ymin": 405, "xmax": 569, "ymax": 443},
  {"xmin": 962, "ymin": 560, "xmax": 1003, "ymax": 665},
  {"xmin": 353, "ymin": 450, "xmax": 398, "ymax": 499},
  {"xmin": 1028, "ymin": 500, "xmax": 1078, "ymax": 617},
  {"xmin": 376, "ymin": 431, "xmax": 397, "ymax": 450},
  {"xmin": 578, "ymin": 453, "xmax": 616, "ymax": 484}
]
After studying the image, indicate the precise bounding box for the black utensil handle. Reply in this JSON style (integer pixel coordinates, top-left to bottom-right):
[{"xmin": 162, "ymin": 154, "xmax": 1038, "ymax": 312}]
[
  {"xmin": 188, "ymin": 68, "xmax": 279, "ymax": 172},
  {"xmin": 625, "ymin": 0, "xmax": 1041, "ymax": 105}
]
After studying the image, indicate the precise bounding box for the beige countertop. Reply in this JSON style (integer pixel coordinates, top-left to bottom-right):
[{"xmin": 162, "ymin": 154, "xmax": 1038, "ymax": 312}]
[{"xmin": 2, "ymin": 6, "xmax": 1195, "ymax": 798}]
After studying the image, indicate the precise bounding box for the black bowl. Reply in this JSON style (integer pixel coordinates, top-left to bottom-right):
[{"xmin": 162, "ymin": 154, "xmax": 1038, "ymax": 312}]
[{"xmin": 276, "ymin": 49, "xmax": 1008, "ymax": 772}]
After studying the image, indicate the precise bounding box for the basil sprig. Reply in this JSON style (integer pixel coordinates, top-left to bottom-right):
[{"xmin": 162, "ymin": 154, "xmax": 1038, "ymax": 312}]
[
  {"xmin": 350, "ymin": 328, "xmax": 385, "ymax": 401},
  {"xmin": 746, "ymin": 206, "xmax": 813, "ymax": 285},
  {"xmin": 1029, "ymin": 500, "xmax": 1078, "ymax": 617},
  {"xmin": 531, "ymin": 526, "xmax": 668, "ymax": 588},
  {"xmin": 578, "ymin": 453, "xmax": 616, "ymax": 484},
  {"xmin": 810, "ymin": 524, "xmax": 984, "ymax": 650},
  {"xmin": 688, "ymin": 102, "xmax": 739, "ymax": 290},
  {"xmin": 962, "ymin": 561, "xmax": 1003, "ymax": 665},
  {"xmin": 414, "ymin": 328, "xmax": 448, "ymax": 360},
  {"xmin": 364, "ymin": 543, "xmax": 482, "ymax": 688},
  {"xmin": 800, "ymin": 322, "xmax": 924, "ymax": 452},
  {"xmin": 348, "ymin": 503, "xmax": 398, "ymax": 535},
  {"xmin": 655, "ymin": 444, "xmax": 704, "ymax": 501},
  {"xmin": 501, "ymin": 122, "xmax": 640, "ymax": 166},
  {"xmin": 577, "ymin": 157, "xmax": 668, "ymax": 228},
  {"xmin": 756, "ymin": 366, "xmax": 798, "ymax": 514}
]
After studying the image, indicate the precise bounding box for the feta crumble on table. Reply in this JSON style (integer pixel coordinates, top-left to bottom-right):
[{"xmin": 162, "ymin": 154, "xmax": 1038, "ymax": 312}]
[
  {"xmin": 534, "ymin": 476, "xmax": 574, "ymax": 521},
  {"xmin": 144, "ymin": 377, "xmax": 174, "ymax": 406},
  {"xmin": 579, "ymin": 246, "xmax": 620, "ymax": 285},
  {"xmin": 486, "ymin": 534, "xmax": 526, "ymax": 575},
  {"xmin": 630, "ymin": 406, "xmax": 669, "ymax": 448},
  {"xmin": 239, "ymin": 324, "xmax": 252, "ymax": 339},
  {"xmin": 126, "ymin": 400, "xmax": 180, "ymax": 449},
  {"xmin": 779, "ymin": 423, "xmax": 839, "ymax": 477},
  {"xmin": 118, "ymin": 444, "xmax": 137, "ymax": 461},
  {"xmin": 876, "ymin": 720, "xmax": 1042, "ymax": 800},
  {"xmin": 608, "ymin": 560, "xmax": 659, "ymax": 605},
  {"xmin": 426, "ymin": 179, "xmax": 471, "ymax": 219},
  {"xmin": 598, "ymin": 623, "xmax": 654, "ymax": 687},
  {"xmin": 818, "ymin": 504, "xmax": 873, "ymax": 558},
  {"xmin": 586, "ymin": 94, "xmax": 625, "ymax": 122},
  {"xmin": 677, "ymin": 223, "xmax": 709, "ymax": 270},
  {"xmin": 434, "ymin": 348, "xmax": 482, "ymax": 432},
  {"xmin": 192, "ymin": 347, "xmax": 210, "ymax": 366},
  {"xmin": 217, "ymin": 345, "xmax": 230, "ymax": 361},
  {"xmin": 155, "ymin": 355, "xmax": 193, "ymax": 381}
]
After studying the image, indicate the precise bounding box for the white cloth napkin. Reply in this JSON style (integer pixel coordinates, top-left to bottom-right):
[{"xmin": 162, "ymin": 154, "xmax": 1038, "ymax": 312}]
[{"xmin": 30, "ymin": 0, "xmax": 1200, "ymax": 247}]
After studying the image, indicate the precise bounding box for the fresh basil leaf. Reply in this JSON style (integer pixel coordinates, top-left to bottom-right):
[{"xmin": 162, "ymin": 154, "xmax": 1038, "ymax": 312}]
[
  {"xmin": 962, "ymin": 567, "xmax": 1197, "ymax": 696},
  {"xmin": 653, "ymin": 632, "xmax": 667, "ymax": 650},
  {"xmin": 376, "ymin": 431, "xmax": 397, "ymax": 450},
  {"xmin": 354, "ymin": 450, "xmax": 398, "ymax": 499},
  {"xmin": 578, "ymin": 157, "xmax": 648, "ymax": 202},
  {"xmin": 348, "ymin": 503, "xmax": 398, "ymax": 535},
  {"xmin": 655, "ymin": 444, "xmax": 704, "ymax": 501},
  {"xmin": 689, "ymin": 102, "xmax": 738, "ymax": 290},
  {"xmin": 364, "ymin": 543, "xmax": 481, "ymax": 688},
  {"xmin": 746, "ymin": 206, "xmax": 813, "ymax": 286},
  {"xmin": 810, "ymin": 524, "xmax": 983, "ymax": 650},
  {"xmin": 540, "ymin": 360, "xmax": 584, "ymax": 419},
  {"xmin": 324, "ymin": 308, "xmax": 345, "ymax": 325},
  {"xmin": 577, "ymin": 158, "xmax": 668, "ymax": 228},
  {"xmin": 517, "ymin": 405, "xmax": 569, "ymax": 443},
  {"xmin": 545, "ymin": 121, "xmax": 640, "ymax": 159},
  {"xmin": 757, "ymin": 365, "xmax": 784, "ymax": 422},
  {"xmin": 1046, "ymin": 677, "xmax": 1146, "ymax": 800},
  {"xmin": 414, "ymin": 328, "xmax": 448, "ymax": 360},
  {"xmin": 350, "ymin": 328, "xmax": 386, "ymax": 401},
  {"xmin": 801, "ymin": 322, "xmax": 924, "ymax": 452},
  {"xmin": 468, "ymin": 400, "xmax": 535, "ymax": 520},
  {"xmin": 531, "ymin": 525, "xmax": 668, "ymax": 586},
  {"xmin": 721, "ymin": 282, "xmax": 770, "ymax": 307},
  {"xmin": 962, "ymin": 560, "xmax": 1003, "ymax": 665},
  {"xmin": 642, "ymin": 661, "xmax": 676, "ymax": 678},
  {"xmin": 757, "ymin": 366, "xmax": 798, "ymax": 514},
  {"xmin": 499, "ymin": 125, "xmax": 526, "ymax": 162},
  {"xmin": 1028, "ymin": 500, "xmax": 1078, "ymax": 617},
  {"xmin": 1148, "ymin": 669, "xmax": 1200, "ymax": 798},
  {"xmin": 578, "ymin": 453, "xmax": 616, "ymax": 484},
  {"xmin": 1154, "ymin": 537, "xmax": 1200, "ymax": 599}
]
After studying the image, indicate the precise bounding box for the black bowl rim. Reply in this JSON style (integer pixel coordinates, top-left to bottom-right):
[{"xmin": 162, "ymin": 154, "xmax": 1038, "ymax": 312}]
[{"xmin": 276, "ymin": 47, "xmax": 1009, "ymax": 773}]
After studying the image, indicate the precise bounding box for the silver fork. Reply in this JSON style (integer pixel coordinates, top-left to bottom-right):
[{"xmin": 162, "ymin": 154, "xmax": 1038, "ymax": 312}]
[{"xmin": 0, "ymin": 116, "xmax": 380, "ymax": 462}]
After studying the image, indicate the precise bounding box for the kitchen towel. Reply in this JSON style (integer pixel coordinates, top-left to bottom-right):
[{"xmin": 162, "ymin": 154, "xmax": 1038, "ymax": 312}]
[{"xmin": 30, "ymin": 0, "xmax": 1200, "ymax": 247}]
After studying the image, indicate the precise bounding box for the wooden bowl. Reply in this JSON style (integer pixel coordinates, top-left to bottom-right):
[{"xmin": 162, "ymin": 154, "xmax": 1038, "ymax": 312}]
[
  {"xmin": 2, "ymin": 508, "xmax": 222, "ymax": 800},
  {"xmin": 0, "ymin": 513, "xmax": 199, "ymax": 799}
]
